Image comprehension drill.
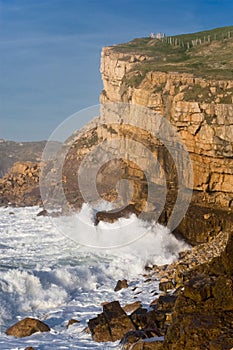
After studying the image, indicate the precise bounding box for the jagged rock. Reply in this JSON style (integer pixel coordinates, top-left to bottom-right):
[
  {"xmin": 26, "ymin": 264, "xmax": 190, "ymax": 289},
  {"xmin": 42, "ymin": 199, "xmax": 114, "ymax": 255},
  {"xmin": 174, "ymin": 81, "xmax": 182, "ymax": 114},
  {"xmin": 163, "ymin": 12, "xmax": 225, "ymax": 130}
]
[
  {"xmin": 130, "ymin": 308, "xmax": 166, "ymax": 334},
  {"xmin": 88, "ymin": 301, "xmax": 135, "ymax": 342},
  {"xmin": 183, "ymin": 274, "xmax": 213, "ymax": 302},
  {"xmin": 6, "ymin": 317, "xmax": 50, "ymax": 338},
  {"xmin": 67, "ymin": 319, "xmax": 80, "ymax": 328},
  {"xmin": 88, "ymin": 313, "xmax": 111, "ymax": 342},
  {"xmin": 95, "ymin": 204, "xmax": 140, "ymax": 225},
  {"xmin": 37, "ymin": 209, "xmax": 48, "ymax": 217},
  {"xmin": 164, "ymin": 230, "xmax": 233, "ymax": 349},
  {"xmin": 114, "ymin": 279, "xmax": 129, "ymax": 292},
  {"xmin": 156, "ymin": 295, "xmax": 177, "ymax": 311},
  {"xmin": 159, "ymin": 280, "xmax": 175, "ymax": 292},
  {"xmin": 123, "ymin": 301, "xmax": 142, "ymax": 314},
  {"xmin": 222, "ymin": 231, "xmax": 233, "ymax": 275},
  {"xmin": 172, "ymin": 203, "xmax": 233, "ymax": 245},
  {"xmin": 130, "ymin": 340, "xmax": 164, "ymax": 350},
  {"xmin": 120, "ymin": 329, "xmax": 162, "ymax": 349},
  {"xmin": 82, "ymin": 326, "xmax": 91, "ymax": 334},
  {"xmin": 209, "ymin": 333, "xmax": 233, "ymax": 350}
]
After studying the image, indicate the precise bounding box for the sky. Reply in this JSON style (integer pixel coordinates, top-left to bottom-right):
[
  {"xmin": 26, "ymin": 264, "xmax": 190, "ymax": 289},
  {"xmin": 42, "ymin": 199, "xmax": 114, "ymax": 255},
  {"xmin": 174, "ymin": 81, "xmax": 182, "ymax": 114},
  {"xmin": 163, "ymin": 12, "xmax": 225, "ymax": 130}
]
[{"xmin": 0, "ymin": 0, "xmax": 233, "ymax": 141}]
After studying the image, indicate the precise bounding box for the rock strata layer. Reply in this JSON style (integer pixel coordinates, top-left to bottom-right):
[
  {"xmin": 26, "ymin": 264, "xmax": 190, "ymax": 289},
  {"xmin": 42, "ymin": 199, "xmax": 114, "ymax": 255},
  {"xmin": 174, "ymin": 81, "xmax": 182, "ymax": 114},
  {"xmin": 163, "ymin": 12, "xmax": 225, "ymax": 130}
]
[{"xmin": 100, "ymin": 47, "xmax": 233, "ymax": 210}]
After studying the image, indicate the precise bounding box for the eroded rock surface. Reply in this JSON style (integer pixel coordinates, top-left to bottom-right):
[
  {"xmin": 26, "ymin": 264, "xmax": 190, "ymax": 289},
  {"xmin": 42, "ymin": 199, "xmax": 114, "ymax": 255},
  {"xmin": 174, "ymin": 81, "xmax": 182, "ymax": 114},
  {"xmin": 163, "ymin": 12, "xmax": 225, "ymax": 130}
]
[
  {"xmin": 88, "ymin": 301, "xmax": 135, "ymax": 342},
  {"xmin": 0, "ymin": 162, "xmax": 41, "ymax": 207},
  {"xmin": 6, "ymin": 317, "xmax": 50, "ymax": 338}
]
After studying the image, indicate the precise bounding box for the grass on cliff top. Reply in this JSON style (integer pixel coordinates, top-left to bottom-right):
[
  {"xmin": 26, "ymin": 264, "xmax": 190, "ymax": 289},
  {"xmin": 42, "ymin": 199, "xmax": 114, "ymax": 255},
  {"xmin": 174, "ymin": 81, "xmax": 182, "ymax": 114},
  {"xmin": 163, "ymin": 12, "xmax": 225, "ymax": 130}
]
[{"xmin": 111, "ymin": 26, "xmax": 233, "ymax": 80}]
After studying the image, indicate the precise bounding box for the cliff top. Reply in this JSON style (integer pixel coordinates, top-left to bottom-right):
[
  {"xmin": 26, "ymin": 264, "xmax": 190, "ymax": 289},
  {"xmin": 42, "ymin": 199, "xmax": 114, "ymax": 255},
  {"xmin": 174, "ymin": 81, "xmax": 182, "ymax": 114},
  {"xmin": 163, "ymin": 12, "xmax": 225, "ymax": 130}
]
[{"xmin": 110, "ymin": 26, "xmax": 233, "ymax": 80}]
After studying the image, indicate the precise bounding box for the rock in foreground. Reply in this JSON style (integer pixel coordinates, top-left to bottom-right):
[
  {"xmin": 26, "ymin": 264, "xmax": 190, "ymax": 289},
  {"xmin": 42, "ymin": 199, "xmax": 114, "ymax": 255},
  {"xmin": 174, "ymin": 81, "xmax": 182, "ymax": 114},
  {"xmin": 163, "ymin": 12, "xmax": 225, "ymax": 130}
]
[
  {"xmin": 6, "ymin": 317, "xmax": 50, "ymax": 338},
  {"xmin": 88, "ymin": 301, "xmax": 135, "ymax": 342}
]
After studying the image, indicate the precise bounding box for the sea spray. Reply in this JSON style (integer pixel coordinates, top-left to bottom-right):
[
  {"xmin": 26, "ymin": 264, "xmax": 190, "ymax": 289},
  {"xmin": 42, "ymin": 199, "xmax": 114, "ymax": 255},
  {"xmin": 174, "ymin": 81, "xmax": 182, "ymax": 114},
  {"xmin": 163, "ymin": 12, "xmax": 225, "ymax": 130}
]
[{"xmin": 0, "ymin": 204, "xmax": 189, "ymax": 349}]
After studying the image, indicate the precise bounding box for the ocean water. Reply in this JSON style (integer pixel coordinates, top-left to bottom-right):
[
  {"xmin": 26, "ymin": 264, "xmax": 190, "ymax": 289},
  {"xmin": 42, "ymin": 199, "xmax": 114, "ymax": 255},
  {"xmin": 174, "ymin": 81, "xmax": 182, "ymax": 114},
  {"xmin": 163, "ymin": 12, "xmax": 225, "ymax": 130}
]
[{"xmin": 0, "ymin": 205, "xmax": 189, "ymax": 349}]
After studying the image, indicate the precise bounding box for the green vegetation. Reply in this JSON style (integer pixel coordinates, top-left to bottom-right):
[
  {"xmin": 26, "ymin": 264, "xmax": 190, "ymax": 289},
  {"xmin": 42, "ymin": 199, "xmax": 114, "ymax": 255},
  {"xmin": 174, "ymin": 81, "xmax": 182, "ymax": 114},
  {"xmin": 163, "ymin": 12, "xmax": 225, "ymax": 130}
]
[
  {"xmin": 107, "ymin": 126, "xmax": 118, "ymax": 134},
  {"xmin": 125, "ymin": 72, "xmax": 146, "ymax": 88},
  {"xmin": 220, "ymin": 93, "xmax": 233, "ymax": 104},
  {"xmin": 205, "ymin": 115, "xmax": 216, "ymax": 125},
  {"xmin": 87, "ymin": 133, "xmax": 99, "ymax": 146},
  {"xmin": 112, "ymin": 26, "xmax": 233, "ymax": 81},
  {"xmin": 183, "ymin": 85, "xmax": 233, "ymax": 103},
  {"xmin": 102, "ymin": 124, "xmax": 118, "ymax": 134}
]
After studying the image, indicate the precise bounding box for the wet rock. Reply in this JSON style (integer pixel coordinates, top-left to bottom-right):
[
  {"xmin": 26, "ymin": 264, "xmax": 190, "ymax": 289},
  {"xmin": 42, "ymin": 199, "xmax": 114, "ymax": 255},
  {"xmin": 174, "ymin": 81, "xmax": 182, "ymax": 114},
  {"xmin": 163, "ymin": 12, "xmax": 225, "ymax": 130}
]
[
  {"xmin": 37, "ymin": 209, "xmax": 48, "ymax": 217},
  {"xmin": 209, "ymin": 333, "xmax": 233, "ymax": 350},
  {"xmin": 222, "ymin": 231, "xmax": 233, "ymax": 275},
  {"xmin": 156, "ymin": 294, "xmax": 177, "ymax": 311},
  {"xmin": 164, "ymin": 231, "xmax": 233, "ymax": 349},
  {"xmin": 130, "ymin": 340, "xmax": 164, "ymax": 350},
  {"xmin": 24, "ymin": 347, "xmax": 35, "ymax": 350},
  {"xmin": 184, "ymin": 274, "xmax": 213, "ymax": 302},
  {"xmin": 88, "ymin": 313, "xmax": 112, "ymax": 342},
  {"xmin": 130, "ymin": 308, "xmax": 166, "ymax": 334},
  {"xmin": 88, "ymin": 301, "xmax": 135, "ymax": 342},
  {"xmin": 67, "ymin": 318, "xmax": 80, "ymax": 328},
  {"xmin": 123, "ymin": 301, "xmax": 142, "ymax": 314},
  {"xmin": 130, "ymin": 307, "xmax": 148, "ymax": 329},
  {"xmin": 6, "ymin": 317, "xmax": 50, "ymax": 338},
  {"xmin": 120, "ymin": 329, "xmax": 162, "ymax": 349},
  {"xmin": 211, "ymin": 276, "xmax": 233, "ymax": 310},
  {"xmin": 95, "ymin": 204, "xmax": 140, "ymax": 225},
  {"xmin": 159, "ymin": 279, "xmax": 175, "ymax": 292},
  {"xmin": 82, "ymin": 326, "xmax": 91, "ymax": 334},
  {"xmin": 103, "ymin": 301, "xmax": 136, "ymax": 341},
  {"xmin": 114, "ymin": 279, "xmax": 129, "ymax": 292},
  {"xmin": 150, "ymin": 298, "xmax": 159, "ymax": 308}
]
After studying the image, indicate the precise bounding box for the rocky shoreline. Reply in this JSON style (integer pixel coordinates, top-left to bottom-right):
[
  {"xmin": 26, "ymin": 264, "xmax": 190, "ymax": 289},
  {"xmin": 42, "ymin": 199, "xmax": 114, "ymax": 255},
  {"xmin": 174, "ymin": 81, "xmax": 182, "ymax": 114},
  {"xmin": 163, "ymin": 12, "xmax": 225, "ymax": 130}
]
[
  {"xmin": 4, "ymin": 225, "xmax": 232, "ymax": 349},
  {"xmin": 1, "ymin": 159, "xmax": 232, "ymax": 348},
  {"xmin": 1, "ymin": 33, "xmax": 233, "ymax": 349}
]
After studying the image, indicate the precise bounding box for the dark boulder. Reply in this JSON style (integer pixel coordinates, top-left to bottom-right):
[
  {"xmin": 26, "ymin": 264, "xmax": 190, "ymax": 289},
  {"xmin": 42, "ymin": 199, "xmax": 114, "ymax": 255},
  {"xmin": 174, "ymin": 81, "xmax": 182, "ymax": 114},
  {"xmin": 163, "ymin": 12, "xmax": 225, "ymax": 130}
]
[
  {"xmin": 123, "ymin": 301, "xmax": 142, "ymax": 314},
  {"xmin": 130, "ymin": 308, "xmax": 166, "ymax": 334},
  {"xmin": 94, "ymin": 204, "xmax": 140, "ymax": 225},
  {"xmin": 88, "ymin": 301, "xmax": 135, "ymax": 342},
  {"xmin": 159, "ymin": 280, "xmax": 175, "ymax": 293},
  {"xmin": 67, "ymin": 318, "xmax": 80, "ymax": 328},
  {"xmin": 120, "ymin": 329, "xmax": 162, "ymax": 349},
  {"xmin": 6, "ymin": 317, "xmax": 50, "ymax": 338},
  {"xmin": 37, "ymin": 209, "xmax": 48, "ymax": 217},
  {"xmin": 114, "ymin": 279, "xmax": 129, "ymax": 292}
]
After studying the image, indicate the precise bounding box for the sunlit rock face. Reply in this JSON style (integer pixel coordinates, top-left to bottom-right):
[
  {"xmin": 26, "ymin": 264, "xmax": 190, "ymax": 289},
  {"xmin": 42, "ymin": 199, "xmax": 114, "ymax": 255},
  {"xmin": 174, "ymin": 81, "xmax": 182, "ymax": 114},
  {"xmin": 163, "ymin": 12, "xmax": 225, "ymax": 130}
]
[{"xmin": 100, "ymin": 46, "xmax": 233, "ymax": 209}]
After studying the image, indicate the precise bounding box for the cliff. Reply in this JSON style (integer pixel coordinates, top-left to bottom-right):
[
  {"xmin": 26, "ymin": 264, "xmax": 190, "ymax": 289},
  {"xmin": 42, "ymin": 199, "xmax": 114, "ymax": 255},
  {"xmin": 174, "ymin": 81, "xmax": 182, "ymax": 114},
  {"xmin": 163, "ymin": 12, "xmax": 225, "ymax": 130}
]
[
  {"xmin": 2, "ymin": 31, "xmax": 233, "ymax": 244},
  {"xmin": 100, "ymin": 46, "xmax": 233, "ymax": 209},
  {"xmin": 96, "ymin": 30, "xmax": 233, "ymax": 350}
]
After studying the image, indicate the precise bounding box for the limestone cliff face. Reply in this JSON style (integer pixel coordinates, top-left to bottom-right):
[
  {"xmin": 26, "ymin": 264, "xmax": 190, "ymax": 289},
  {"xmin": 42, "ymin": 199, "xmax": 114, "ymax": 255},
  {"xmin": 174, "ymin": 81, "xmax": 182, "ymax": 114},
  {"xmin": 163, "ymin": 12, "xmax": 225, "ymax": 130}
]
[{"xmin": 100, "ymin": 47, "xmax": 233, "ymax": 209}]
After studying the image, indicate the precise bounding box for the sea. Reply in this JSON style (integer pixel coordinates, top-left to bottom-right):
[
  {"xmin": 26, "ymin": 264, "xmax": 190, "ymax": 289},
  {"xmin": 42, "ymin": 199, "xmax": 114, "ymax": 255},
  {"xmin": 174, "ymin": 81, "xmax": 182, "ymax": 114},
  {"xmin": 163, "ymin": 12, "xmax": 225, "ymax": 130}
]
[{"xmin": 0, "ymin": 204, "xmax": 189, "ymax": 349}]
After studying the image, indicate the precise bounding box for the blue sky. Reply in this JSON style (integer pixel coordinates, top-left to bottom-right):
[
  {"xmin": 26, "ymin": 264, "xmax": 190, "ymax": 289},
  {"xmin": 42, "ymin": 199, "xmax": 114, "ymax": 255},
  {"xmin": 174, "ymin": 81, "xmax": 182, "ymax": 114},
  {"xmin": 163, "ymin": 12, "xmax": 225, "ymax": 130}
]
[{"xmin": 0, "ymin": 0, "xmax": 233, "ymax": 141}]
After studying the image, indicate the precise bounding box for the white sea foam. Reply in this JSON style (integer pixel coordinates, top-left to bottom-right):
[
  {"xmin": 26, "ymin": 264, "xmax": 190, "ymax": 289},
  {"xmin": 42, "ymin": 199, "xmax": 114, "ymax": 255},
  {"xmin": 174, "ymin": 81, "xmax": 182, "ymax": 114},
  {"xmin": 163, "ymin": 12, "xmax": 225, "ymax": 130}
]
[{"xmin": 0, "ymin": 204, "xmax": 189, "ymax": 349}]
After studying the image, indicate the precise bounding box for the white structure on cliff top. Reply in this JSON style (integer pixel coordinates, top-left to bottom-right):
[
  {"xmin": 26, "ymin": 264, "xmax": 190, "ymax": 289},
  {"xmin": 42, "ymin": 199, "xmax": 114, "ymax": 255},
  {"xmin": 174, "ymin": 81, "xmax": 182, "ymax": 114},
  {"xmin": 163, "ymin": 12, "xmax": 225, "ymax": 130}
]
[{"xmin": 150, "ymin": 32, "xmax": 165, "ymax": 39}]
